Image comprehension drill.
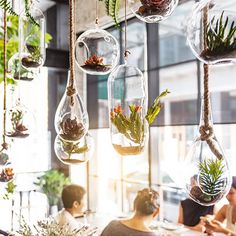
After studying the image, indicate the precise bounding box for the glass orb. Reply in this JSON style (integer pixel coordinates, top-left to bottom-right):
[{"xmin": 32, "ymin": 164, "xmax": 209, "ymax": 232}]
[
  {"xmin": 129, "ymin": 0, "xmax": 179, "ymax": 23},
  {"xmin": 187, "ymin": 0, "xmax": 236, "ymax": 64},
  {"xmin": 54, "ymin": 133, "xmax": 93, "ymax": 165},
  {"xmin": 8, "ymin": 53, "xmax": 38, "ymax": 82},
  {"xmin": 107, "ymin": 64, "xmax": 148, "ymax": 156},
  {"xmin": 54, "ymin": 71, "xmax": 89, "ymax": 142},
  {"xmin": 75, "ymin": 27, "xmax": 120, "ymax": 75},
  {"xmin": 5, "ymin": 103, "xmax": 35, "ymax": 139},
  {"xmin": 19, "ymin": 4, "xmax": 45, "ymax": 70},
  {"xmin": 0, "ymin": 161, "xmax": 14, "ymax": 183}
]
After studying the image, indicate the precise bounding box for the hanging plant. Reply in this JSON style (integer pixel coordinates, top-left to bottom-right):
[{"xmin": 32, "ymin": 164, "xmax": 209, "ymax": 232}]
[
  {"xmin": 187, "ymin": 0, "xmax": 236, "ymax": 64},
  {"xmin": 201, "ymin": 12, "xmax": 236, "ymax": 61}
]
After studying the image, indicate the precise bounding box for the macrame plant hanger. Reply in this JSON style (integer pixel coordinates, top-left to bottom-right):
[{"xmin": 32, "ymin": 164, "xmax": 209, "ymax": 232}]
[
  {"xmin": 199, "ymin": 5, "xmax": 222, "ymax": 160},
  {"xmin": 124, "ymin": 0, "xmax": 130, "ymax": 61},
  {"xmin": 1, "ymin": 8, "xmax": 8, "ymax": 153}
]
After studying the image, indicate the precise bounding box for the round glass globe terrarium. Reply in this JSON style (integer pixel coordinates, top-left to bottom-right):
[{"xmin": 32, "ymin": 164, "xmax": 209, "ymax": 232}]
[
  {"xmin": 187, "ymin": 0, "xmax": 236, "ymax": 64},
  {"xmin": 19, "ymin": 3, "xmax": 46, "ymax": 70},
  {"xmin": 128, "ymin": 0, "xmax": 179, "ymax": 23},
  {"xmin": 54, "ymin": 133, "xmax": 93, "ymax": 165},
  {"xmin": 108, "ymin": 64, "xmax": 148, "ymax": 156},
  {"xmin": 75, "ymin": 27, "xmax": 120, "ymax": 75}
]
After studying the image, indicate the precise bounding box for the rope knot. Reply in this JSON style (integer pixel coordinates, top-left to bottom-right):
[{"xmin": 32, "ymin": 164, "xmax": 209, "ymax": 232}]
[
  {"xmin": 1, "ymin": 142, "xmax": 8, "ymax": 150},
  {"xmin": 199, "ymin": 125, "xmax": 213, "ymax": 141},
  {"xmin": 66, "ymin": 86, "xmax": 76, "ymax": 97},
  {"xmin": 124, "ymin": 50, "xmax": 131, "ymax": 59}
]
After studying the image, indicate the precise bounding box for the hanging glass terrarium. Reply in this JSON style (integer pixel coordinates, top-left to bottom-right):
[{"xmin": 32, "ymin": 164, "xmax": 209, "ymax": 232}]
[
  {"xmin": 75, "ymin": 25, "xmax": 120, "ymax": 75},
  {"xmin": 183, "ymin": 97, "xmax": 231, "ymax": 206},
  {"xmin": 8, "ymin": 53, "xmax": 37, "ymax": 81},
  {"xmin": 187, "ymin": 0, "xmax": 236, "ymax": 65},
  {"xmin": 0, "ymin": 160, "xmax": 14, "ymax": 183},
  {"xmin": 54, "ymin": 132, "xmax": 93, "ymax": 165},
  {"xmin": 5, "ymin": 101, "xmax": 35, "ymax": 138},
  {"xmin": 19, "ymin": 2, "xmax": 45, "ymax": 70},
  {"xmin": 128, "ymin": 0, "xmax": 178, "ymax": 23},
  {"xmin": 108, "ymin": 63, "xmax": 148, "ymax": 156},
  {"xmin": 54, "ymin": 71, "xmax": 89, "ymax": 143}
]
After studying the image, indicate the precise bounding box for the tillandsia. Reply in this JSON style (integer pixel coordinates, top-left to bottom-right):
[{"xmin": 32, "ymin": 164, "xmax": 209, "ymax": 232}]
[
  {"xmin": 60, "ymin": 118, "xmax": 85, "ymax": 141},
  {"xmin": 110, "ymin": 89, "xmax": 170, "ymax": 145},
  {"xmin": 82, "ymin": 54, "xmax": 111, "ymax": 72},
  {"xmin": 61, "ymin": 139, "xmax": 89, "ymax": 160},
  {"xmin": 189, "ymin": 158, "xmax": 226, "ymax": 204},
  {"xmin": 202, "ymin": 11, "xmax": 236, "ymax": 59},
  {"xmin": 137, "ymin": 0, "xmax": 172, "ymax": 17},
  {"xmin": 6, "ymin": 109, "xmax": 29, "ymax": 138},
  {"xmin": 2, "ymin": 180, "xmax": 16, "ymax": 200}
]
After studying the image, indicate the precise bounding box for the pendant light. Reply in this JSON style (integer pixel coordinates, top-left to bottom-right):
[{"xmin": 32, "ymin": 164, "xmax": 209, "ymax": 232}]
[
  {"xmin": 74, "ymin": 0, "xmax": 120, "ymax": 75},
  {"xmin": 187, "ymin": 0, "xmax": 236, "ymax": 65},
  {"xmin": 108, "ymin": 0, "xmax": 148, "ymax": 156},
  {"xmin": 128, "ymin": 0, "xmax": 179, "ymax": 23}
]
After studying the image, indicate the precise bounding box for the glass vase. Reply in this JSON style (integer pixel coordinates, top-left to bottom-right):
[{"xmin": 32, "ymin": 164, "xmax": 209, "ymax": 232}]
[
  {"xmin": 187, "ymin": 0, "xmax": 236, "ymax": 65},
  {"xmin": 54, "ymin": 71, "xmax": 89, "ymax": 143},
  {"xmin": 107, "ymin": 63, "xmax": 148, "ymax": 156},
  {"xmin": 184, "ymin": 96, "xmax": 231, "ymax": 206},
  {"xmin": 128, "ymin": 0, "xmax": 178, "ymax": 23},
  {"xmin": 19, "ymin": 2, "xmax": 45, "ymax": 70}
]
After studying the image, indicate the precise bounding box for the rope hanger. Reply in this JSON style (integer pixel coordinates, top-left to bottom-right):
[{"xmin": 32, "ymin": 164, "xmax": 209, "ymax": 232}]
[{"xmin": 199, "ymin": 5, "xmax": 222, "ymax": 160}]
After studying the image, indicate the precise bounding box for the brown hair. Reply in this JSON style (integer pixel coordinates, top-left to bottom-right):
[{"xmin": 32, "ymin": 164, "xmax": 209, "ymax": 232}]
[
  {"xmin": 62, "ymin": 184, "xmax": 86, "ymax": 208},
  {"xmin": 134, "ymin": 188, "xmax": 160, "ymax": 215}
]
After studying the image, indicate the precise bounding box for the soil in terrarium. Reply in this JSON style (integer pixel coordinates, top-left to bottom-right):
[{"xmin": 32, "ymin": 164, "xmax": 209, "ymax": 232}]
[
  {"xmin": 60, "ymin": 118, "xmax": 85, "ymax": 141},
  {"xmin": 21, "ymin": 44, "xmax": 41, "ymax": 68},
  {"xmin": 137, "ymin": 0, "xmax": 171, "ymax": 17},
  {"xmin": 113, "ymin": 144, "xmax": 144, "ymax": 156},
  {"xmin": 81, "ymin": 55, "xmax": 111, "ymax": 72}
]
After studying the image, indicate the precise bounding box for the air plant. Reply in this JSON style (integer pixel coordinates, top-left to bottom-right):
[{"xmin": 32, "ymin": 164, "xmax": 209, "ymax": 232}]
[{"xmin": 201, "ymin": 11, "xmax": 236, "ymax": 59}]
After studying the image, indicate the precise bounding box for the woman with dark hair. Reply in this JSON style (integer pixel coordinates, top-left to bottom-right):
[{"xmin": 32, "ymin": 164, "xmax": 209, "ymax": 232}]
[{"xmin": 100, "ymin": 188, "xmax": 160, "ymax": 236}]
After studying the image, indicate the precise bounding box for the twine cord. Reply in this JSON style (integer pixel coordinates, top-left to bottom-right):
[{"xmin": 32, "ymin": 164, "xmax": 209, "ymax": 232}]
[
  {"xmin": 124, "ymin": 0, "xmax": 130, "ymax": 60},
  {"xmin": 199, "ymin": 5, "xmax": 222, "ymax": 160},
  {"xmin": 67, "ymin": 0, "xmax": 76, "ymax": 106},
  {"xmin": 95, "ymin": 0, "xmax": 98, "ymax": 25}
]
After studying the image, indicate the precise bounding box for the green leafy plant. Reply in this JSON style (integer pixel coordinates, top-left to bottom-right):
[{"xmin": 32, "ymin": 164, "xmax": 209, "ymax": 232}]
[
  {"xmin": 202, "ymin": 11, "xmax": 236, "ymax": 58},
  {"xmin": 199, "ymin": 158, "xmax": 226, "ymax": 195},
  {"xmin": 99, "ymin": 0, "xmax": 120, "ymax": 27},
  {"xmin": 110, "ymin": 89, "xmax": 169, "ymax": 145},
  {"xmin": 35, "ymin": 170, "xmax": 70, "ymax": 206},
  {"xmin": 2, "ymin": 180, "xmax": 17, "ymax": 200}
]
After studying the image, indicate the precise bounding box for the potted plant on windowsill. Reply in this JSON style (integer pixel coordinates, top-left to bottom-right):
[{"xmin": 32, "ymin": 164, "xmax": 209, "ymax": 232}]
[{"xmin": 35, "ymin": 170, "xmax": 70, "ymax": 215}]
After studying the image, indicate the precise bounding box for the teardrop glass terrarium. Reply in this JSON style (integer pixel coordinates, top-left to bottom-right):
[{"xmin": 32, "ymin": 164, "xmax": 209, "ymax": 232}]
[
  {"xmin": 5, "ymin": 101, "xmax": 36, "ymax": 139},
  {"xmin": 183, "ymin": 97, "xmax": 231, "ymax": 206},
  {"xmin": 108, "ymin": 63, "xmax": 148, "ymax": 156},
  {"xmin": 128, "ymin": 0, "xmax": 179, "ymax": 23},
  {"xmin": 54, "ymin": 72, "xmax": 89, "ymax": 142},
  {"xmin": 8, "ymin": 53, "xmax": 38, "ymax": 81},
  {"xmin": 19, "ymin": 3, "xmax": 45, "ymax": 70},
  {"xmin": 187, "ymin": 0, "xmax": 236, "ymax": 65},
  {"xmin": 54, "ymin": 132, "xmax": 93, "ymax": 165},
  {"xmin": 75, "ymin": 25, "xmax": 120, "ymax": 75}
]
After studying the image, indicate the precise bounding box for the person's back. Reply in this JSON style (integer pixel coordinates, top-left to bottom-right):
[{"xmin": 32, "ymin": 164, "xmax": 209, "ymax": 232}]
[
  {"xmin": 100, "ymin": 188, "xmax": 160, "ymax": 236},
  {"xmin": 101, "ymin": 220, "xmax": 158, "ymax": 236}
]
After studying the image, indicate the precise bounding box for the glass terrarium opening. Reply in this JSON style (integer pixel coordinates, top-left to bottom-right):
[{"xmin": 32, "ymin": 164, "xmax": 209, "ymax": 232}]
[{"xmin": 75, "ymin": 28, "xmax": 120, "ymax": 75}]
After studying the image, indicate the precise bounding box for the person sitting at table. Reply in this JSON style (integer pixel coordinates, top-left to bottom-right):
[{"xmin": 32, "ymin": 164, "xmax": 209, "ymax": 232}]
[
  {"xmin": 54, "ymin": 184, "xmax": 86, "ymax": 232},
  {"xmin": 100, "ymin": 188, "xmax": 160, "ymax": 236},
  {"xmin": 178, "ymin": 175, "xmax": 215, "ymax": 232},
  {"xmin": 205, "ymin": 176, "xmax": 236, "ymax": 236}
]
